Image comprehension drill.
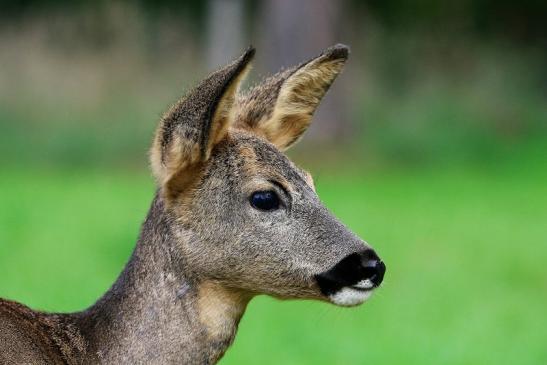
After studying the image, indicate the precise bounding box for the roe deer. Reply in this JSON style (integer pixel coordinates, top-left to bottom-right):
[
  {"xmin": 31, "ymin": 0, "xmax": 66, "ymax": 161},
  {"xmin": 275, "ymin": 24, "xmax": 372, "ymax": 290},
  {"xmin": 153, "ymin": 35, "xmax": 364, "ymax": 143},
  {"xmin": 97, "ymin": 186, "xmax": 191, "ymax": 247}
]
[{"xmin": 0, "ymin": 44, "xmax": 386, "ymax": 364}]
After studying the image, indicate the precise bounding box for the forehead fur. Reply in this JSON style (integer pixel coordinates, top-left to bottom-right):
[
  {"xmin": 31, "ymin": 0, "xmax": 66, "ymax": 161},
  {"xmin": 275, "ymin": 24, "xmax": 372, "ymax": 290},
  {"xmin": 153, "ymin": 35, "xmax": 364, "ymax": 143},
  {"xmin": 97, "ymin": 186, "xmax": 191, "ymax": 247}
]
[{"xmin": 208, "ymin": 130, "xmax": 313, "ymax": 192}]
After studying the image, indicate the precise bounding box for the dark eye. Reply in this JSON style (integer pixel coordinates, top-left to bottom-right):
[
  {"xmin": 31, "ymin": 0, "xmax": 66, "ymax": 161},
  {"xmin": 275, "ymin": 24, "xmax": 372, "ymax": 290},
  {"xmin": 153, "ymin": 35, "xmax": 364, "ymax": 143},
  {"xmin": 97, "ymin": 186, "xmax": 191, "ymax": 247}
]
[{"xmin": 250, "ymin": 190, "xmax": 280, "ymax": 211}]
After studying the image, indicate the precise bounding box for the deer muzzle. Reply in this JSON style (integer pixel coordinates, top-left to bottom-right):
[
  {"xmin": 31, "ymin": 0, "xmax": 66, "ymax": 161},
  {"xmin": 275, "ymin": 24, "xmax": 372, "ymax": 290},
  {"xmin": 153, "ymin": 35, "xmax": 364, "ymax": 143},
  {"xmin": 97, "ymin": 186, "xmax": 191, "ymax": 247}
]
[{"xmin": 315, "ymin": 249, "xmax": 386, "ymax": 307}]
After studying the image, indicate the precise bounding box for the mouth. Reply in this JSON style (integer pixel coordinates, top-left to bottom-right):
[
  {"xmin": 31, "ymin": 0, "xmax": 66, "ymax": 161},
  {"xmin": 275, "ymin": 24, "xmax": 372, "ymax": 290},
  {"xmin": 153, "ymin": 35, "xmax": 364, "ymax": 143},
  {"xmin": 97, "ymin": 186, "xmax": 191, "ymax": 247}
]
[{"xmin": 328, "ymin": 286, "xmax": 375, "ymax": 307}]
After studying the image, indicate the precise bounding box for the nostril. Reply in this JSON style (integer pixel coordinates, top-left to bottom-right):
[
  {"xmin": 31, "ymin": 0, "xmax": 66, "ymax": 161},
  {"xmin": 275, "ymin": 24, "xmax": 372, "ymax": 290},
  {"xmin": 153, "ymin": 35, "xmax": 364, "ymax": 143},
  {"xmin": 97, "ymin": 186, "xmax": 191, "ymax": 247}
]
[
  {"xmin": 362, "ymin": 260, "xmax": 379, "ymax": 279},
  {"xmin": 364, "ymin": 259, "xmax": 386, "ymax": 287},
  {"xmin": 358, "ymin": 249, "xmax": 385, "ymax": 287},
  {"xmin": 360, "ymin": 249, "xmax": 379, "ymax": 262}
]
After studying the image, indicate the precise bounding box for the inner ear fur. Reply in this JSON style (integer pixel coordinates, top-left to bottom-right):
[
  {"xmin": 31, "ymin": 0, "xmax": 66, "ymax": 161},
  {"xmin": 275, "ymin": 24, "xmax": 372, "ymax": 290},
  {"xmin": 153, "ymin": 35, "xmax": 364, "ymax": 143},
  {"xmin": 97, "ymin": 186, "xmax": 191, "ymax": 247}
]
[
  {"xmin": 150, "ymin": 47, "xmax": 255, "ymax": 197},
  {"xmin": 234, "ymin": 44, "xmax": 349, "ymax": 150}
]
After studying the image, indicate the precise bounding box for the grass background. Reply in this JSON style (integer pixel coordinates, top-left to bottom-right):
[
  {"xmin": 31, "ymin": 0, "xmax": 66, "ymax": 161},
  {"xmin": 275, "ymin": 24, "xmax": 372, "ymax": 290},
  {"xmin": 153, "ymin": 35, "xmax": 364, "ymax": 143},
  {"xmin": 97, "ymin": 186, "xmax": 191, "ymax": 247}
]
[{"xmin": 0, "ymin": 140, "xmax": 545, "ymax": 364}]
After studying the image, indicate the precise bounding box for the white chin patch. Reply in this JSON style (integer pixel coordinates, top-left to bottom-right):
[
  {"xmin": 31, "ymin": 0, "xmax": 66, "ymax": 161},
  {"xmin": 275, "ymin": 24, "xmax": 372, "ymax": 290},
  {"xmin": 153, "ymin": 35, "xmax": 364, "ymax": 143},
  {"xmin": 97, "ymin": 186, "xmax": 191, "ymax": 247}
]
[{"xmin": 329, "ymin": 287, "xmax": 373, "ymax": 307}]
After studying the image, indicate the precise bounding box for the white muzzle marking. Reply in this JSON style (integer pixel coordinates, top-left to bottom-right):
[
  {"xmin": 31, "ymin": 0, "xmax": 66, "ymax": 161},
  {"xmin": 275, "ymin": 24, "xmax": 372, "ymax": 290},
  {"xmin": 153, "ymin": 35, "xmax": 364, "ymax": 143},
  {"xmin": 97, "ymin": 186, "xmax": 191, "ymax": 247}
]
[{"xmin": 329, "ymin": 287, "xmax": 374, "ymax": 307}]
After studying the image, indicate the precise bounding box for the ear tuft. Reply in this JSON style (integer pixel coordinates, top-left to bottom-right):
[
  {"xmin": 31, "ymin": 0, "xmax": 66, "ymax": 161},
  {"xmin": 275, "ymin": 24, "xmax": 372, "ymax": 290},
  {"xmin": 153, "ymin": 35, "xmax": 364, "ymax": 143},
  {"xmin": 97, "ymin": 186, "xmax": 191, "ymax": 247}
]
[{"xmin": 321, "ymin": 44, "xmax": 350, "ymax": 61}]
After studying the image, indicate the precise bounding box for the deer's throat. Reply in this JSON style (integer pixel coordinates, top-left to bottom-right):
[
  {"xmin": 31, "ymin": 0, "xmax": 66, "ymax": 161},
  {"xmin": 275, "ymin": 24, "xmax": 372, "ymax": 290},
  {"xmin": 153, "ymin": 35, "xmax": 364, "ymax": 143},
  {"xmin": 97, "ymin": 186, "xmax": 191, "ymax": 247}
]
[{"xmin": 195, "ymin": 281, "xmax": 250, "ymax": 347}]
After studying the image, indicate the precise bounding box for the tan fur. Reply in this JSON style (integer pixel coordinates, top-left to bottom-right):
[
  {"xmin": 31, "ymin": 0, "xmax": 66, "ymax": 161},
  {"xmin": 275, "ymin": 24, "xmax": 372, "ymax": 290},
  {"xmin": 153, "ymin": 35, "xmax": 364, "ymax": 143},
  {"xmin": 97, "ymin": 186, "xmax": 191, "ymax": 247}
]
[
  {"xmin": 150, "ymin": 130, "xmax": 202, "ymax": 189},
  {"xmin": 206, "ymin": 65, "xmax": 252, "ymax": 157},
  {"xmin": 234, "ymin": 44, "xmax": 348, "ymax": 150},
  {"xmin": 260, "ymin": 57, "xmax": 346, "ymax": 149},
  {"xmin": 197, "ymin": 282, "xmax": 249, "ymax": 341},
  {"xmin": 302, "ymin": 170, "xmax": 316, "ymax": 192}
]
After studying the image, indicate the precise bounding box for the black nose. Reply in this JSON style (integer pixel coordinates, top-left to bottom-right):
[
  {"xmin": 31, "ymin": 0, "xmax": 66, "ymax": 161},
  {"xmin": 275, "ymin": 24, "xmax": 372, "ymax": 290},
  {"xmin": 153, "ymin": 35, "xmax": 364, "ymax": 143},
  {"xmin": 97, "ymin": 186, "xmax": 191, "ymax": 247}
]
[
  {"xmin": 315, "ymin": 249, "xmax": 387, "ymax": 296},
  {"xmin": 360, "ymin": 250, "xmax": 386, "ymax": 287}
]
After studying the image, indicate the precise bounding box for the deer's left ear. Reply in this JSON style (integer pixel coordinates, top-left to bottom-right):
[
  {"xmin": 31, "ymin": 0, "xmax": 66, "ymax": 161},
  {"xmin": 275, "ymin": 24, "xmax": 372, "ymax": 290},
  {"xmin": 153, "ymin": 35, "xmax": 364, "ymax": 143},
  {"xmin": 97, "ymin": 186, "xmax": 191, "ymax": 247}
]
[
  {"xmin": 235, "ymin": 44, "xmax": 349, "ymax": 150},
  {"xmin": 150, "ymin": 47, "xmax": 255, "ymax": 190}
]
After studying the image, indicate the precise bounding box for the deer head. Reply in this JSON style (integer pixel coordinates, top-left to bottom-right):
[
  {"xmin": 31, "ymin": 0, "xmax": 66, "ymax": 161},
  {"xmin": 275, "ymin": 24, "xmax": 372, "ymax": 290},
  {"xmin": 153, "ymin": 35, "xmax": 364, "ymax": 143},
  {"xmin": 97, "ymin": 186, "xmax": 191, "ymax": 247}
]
[{"xmin": 149, "ymin": 44, "xmax": 385, "ymax": 308}]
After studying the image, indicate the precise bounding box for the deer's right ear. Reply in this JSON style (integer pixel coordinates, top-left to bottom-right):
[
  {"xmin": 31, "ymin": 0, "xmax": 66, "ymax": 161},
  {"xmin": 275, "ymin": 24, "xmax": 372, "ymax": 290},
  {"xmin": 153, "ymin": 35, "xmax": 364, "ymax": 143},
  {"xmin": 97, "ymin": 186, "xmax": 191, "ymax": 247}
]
[{"xmin": 150, "ymin": 47, "xmax": 255, "ymax": 195}]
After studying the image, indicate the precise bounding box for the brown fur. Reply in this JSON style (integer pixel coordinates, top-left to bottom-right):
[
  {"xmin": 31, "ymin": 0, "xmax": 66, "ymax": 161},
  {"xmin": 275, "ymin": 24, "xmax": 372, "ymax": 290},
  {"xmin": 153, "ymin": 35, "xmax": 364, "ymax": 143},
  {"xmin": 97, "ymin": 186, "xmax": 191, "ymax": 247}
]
[
  {"xmin": 0, "ymin": 299, "xmax": 85, "ymax": 364},
  {"xmin": 0, "ymin": 44, "xmax": 381, "ymax": 364}
]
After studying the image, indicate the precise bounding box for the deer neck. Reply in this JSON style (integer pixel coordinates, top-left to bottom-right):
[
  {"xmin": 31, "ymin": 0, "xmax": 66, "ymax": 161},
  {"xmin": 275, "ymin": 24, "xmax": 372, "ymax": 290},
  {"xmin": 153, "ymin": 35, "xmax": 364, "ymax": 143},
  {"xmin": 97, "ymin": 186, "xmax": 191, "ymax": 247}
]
[{"xmin": 75, "ymin": 194, "xmax": 250, "ymax": 364}]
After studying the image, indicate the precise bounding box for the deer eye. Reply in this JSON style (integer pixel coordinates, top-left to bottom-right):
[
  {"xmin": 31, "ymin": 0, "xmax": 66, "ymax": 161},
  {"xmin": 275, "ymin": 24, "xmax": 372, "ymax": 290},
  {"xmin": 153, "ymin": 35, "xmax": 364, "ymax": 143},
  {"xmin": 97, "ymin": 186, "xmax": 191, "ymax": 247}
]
[{"xmin": 250, "ymin": 190, "xmax": 280, "ymax": 211}]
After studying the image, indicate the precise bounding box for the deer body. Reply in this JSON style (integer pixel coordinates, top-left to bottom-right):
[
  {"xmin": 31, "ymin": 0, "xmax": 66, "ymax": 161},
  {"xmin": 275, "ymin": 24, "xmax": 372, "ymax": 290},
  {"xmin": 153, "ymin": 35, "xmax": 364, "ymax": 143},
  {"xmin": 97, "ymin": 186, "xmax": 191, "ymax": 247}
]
[{"xmin": 0, "ymin": 45, "xmax": 386, "ymax": 364}]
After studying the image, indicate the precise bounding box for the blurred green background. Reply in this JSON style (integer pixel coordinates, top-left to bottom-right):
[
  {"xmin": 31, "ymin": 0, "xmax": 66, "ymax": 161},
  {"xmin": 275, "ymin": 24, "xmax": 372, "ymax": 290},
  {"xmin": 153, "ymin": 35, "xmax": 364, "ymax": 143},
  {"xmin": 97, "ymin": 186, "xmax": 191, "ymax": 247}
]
[{"xmin": 0, "ymin": 1, "xmax": 546, "ymax": 364}]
